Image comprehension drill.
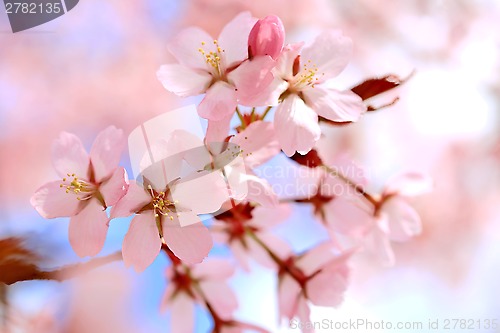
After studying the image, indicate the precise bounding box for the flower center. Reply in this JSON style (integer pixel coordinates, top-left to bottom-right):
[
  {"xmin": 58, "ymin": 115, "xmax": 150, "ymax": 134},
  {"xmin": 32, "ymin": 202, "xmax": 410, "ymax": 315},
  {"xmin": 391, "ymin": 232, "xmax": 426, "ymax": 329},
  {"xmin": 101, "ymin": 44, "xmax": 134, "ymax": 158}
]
[
  {"xmin": 293, "ymin": 59, "xmax": 324, "ymax": 89},
  {"xmin": 60, "ymin": 173, "xmax": 95, "ymax": 201},
  {"xmin": 198, "ymin": 40, "xmax": 225, "ymax": 78},
  {"xmin": 148, "ymin": 185, "xmax": 178, "ymax": 220}
]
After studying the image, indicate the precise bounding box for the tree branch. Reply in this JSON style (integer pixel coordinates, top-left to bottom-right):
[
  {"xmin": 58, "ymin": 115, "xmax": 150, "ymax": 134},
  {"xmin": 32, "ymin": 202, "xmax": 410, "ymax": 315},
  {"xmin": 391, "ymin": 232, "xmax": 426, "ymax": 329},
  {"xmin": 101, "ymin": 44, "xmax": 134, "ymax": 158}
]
[{"xmin": 2, "ymin": 251, "xmax": 122, "ymax": 285}]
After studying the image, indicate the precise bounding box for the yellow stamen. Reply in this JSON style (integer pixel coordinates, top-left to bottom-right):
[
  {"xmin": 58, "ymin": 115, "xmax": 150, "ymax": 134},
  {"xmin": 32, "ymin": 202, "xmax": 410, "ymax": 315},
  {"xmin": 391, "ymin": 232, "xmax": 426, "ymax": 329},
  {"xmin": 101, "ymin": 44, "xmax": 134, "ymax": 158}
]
[
  {"xmin": 60, "ymin": 173, "xmax": 95, "ymax": 201},
  {"xmin": 198, "ymin": 39, "xmax": 225, "ymax": 77}
]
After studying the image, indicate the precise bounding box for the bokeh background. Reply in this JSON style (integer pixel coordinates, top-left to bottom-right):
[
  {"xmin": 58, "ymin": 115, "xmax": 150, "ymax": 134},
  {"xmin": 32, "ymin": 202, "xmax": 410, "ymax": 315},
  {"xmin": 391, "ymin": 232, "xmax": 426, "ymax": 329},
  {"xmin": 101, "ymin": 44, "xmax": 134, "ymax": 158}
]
[{"xmin": 1, "ymin": 0, "xmax": 500, "ymax": 332}]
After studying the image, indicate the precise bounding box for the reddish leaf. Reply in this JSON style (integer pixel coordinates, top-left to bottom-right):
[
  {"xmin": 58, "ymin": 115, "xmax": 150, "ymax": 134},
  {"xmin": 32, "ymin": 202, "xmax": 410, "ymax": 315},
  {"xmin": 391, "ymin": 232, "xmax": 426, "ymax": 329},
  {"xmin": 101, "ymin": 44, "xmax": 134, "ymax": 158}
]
[
  {"xmin": 290, "ymin": 149, "xmax": 324, "ymax": 168},
  {"xmin": 317, "ymin": 117, "xmax": 353, "ymax": 126},
  {"xmin": 351, "ymin": 74, "xmax": 409, "ymax": 101},
  {"xmin": 319, "ymin": 73, "xmax": 410, "ymax": 126}
]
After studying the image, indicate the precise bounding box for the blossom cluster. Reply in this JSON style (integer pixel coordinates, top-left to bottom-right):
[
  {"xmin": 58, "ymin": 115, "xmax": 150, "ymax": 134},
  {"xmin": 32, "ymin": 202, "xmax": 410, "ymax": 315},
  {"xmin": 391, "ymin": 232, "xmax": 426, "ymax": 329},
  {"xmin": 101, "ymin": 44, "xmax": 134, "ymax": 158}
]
[{"xmin": 29, "ymin": 12, "xmax": 431, "ymax": 333}]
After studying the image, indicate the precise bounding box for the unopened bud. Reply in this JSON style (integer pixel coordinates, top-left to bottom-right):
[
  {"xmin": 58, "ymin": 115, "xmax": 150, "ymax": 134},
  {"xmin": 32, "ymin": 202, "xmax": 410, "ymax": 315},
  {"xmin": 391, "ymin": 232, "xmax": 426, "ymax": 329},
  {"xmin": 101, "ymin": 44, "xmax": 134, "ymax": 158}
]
[{"xmin": 248, "ymin": 15, "xmax": 285, "ymax": 60}]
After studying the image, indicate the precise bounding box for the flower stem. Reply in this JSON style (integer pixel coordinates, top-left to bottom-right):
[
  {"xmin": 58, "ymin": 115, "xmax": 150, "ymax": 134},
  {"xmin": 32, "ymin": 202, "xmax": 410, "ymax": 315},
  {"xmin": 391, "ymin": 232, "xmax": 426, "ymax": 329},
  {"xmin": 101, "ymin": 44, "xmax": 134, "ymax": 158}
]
[
  {"xmin": 161, "ymin": 244, "xmax": 268, "ymax": 333},
  {"xmin": 246, "ymin": 229, "xmax": 307, "ymax": 287},
  {"xmin": 261, "ymin": 106, "xmax": 273, "ymax": 120},
  {"xmin": 250, "ymin": 107, "xmax": 256, "ymax": 122},
  {"xmin": 321, "ymin": 165, "xmax": 379, "ymax": 208},
  {"xmin": 235, "ymin": 107, "xmax": 246, "ymax": 129}
]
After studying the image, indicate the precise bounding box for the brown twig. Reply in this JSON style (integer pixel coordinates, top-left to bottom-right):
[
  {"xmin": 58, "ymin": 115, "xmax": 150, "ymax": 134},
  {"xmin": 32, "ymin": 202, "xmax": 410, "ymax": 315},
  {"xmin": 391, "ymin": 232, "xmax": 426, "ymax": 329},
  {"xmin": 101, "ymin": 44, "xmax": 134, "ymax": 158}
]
[{"xmin": 3, "ymin": 251, "xmax": 122, "ymax": 285}]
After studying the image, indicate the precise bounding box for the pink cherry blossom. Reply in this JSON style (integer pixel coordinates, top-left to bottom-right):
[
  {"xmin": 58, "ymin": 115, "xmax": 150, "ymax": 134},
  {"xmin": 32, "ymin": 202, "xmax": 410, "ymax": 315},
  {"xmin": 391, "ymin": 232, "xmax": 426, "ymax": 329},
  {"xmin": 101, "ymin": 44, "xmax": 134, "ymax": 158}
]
[
  {"xmin": 293, "ymin": 156, "xmax": 369, "ymax": 241},
  {"xmin": 316, "ymin": 170, "xmax": 431, "ymax": 266},
  {"xmin": 258, "ymin": 31, "xmax": 367, "ymax": 156},
  {"xmin": 201, "ymin": 122, "xmax": 278, "ymax": 207},
  {"xmin": 212, "ymin": 203, "xmax": 292, "ymax": 271},
  {"xmin": 110, "ymin": 169, "xmax": 229, "ymax": 271},
  {"xmin": 30, "ymin": 126, "xmax": 129, "ymax": 257},
  {"xmin": 248, "ymin": 15, "xmax": 285, "ymax": 60},
  {"xmin": 157, "ymin": 12, "xmax": 275, "ymax": 125},
  {"xmin": 364, "ymin": 172, "xmax": 432, "ymax": 265},
  {"xmin": 161, "ymin": 258, "xmax": 238, "ymax": 333},
  {"xmin": 278, "ymin": 242, "xmax": 352, "ymax": 332}
]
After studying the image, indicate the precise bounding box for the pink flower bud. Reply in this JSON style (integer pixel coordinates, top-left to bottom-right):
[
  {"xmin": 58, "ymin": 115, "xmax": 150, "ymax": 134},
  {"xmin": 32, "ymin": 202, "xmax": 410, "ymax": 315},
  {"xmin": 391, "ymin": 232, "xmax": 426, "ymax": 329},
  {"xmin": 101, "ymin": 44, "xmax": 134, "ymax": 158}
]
[{"xmin": 248, "ymin": 15, "xmax": 285, "ymax": 60}]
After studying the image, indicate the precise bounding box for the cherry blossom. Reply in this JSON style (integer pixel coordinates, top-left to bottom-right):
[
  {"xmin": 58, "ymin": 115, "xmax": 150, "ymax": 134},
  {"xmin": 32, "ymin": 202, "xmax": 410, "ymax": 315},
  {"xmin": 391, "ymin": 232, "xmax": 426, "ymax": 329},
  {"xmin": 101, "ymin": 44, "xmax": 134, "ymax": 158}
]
[
  {"xmin": 257, "ymin": 31, "xmax": 367, "ymax": 156},
  {"xmin": 296, "ymin": 156, "xmax": 371, "ymax": 241},
  {"xmin": 363, "ymin": 172, "xmax": 432, "ymax": 265},
  {"xmin": 30, "ymin": 126, "xmax": 128, "ymax": 257},
  {"xmin": 157, "ymin": 12, "xmax": 275, "ymax": 125},
  {"xmin": 312, "ymin": 169, "xmax": 431, "ymax": 265},
  {"xmin": 278, "ymin": 242, "xmax": 352, "ymax": 332},
  {"xmin": 110, "ymin": 166, "xmax": 229, "ymax": 271},
  {"xmin": 161, "ymin": 258, "xmax": 238, "ymax": 333},
  {"xmin": 212, "ymin": 203, "xmax": 292, "ymax": 271}
]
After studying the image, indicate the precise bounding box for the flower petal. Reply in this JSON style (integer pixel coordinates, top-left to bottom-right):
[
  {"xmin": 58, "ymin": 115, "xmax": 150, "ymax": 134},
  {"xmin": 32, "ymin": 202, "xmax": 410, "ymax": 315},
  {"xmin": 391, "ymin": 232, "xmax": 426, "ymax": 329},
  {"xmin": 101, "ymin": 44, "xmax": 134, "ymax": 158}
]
[
  {"xmin": 168, "ymin": 27, "xmax": 217, "ymax": 70},
  {"xmin": 384, "ymin": 172, "xmax": 433, "ymax": 197},
  {"xmin": 275, "ymin": 43, "xmax": 303, "ymax": 79},
  {"xmin": 157, "ymin": 64, "xmax": 212, "ymax": 97},
  {"xmin": 169, "ymin": 293, "xmax": 195, "ymax": 333},
  {"xmin": 90, "ymin": 126, "xmax": 126, "ymax": 183},
  {"xmin": 171, "ymin": 170, "xmax": 228, "ymax": 215},
  {"xmin": 249, "ymin": 204, "xmax": 291, "ymax": 229},
  {"xmin": 303, "ymin": 86, "xmax": 366, "ymax": 122},
  {"xmin": 227, "ymin": 56, "xmax": 275, "ymax": 106},
  {"xmin": 68, "ymin": 198, "xmax": 109, "ymax": 257},
  {"xmin": 31, "ymin": 181, "xmax": 83, "ymax": 218},
  {"xmin": 218, "ymin": 12, "xmax": 256, "ymax": 67},
  {"xmin": 176, "ymin": 211, "xmax": 201, "ymax": 227},
  {"xmin": 229, "ymin": 242, "xmax": 251, "ymax": 271},
  {"xmin": 320, "ymin": 154, "xmax": 368, "ymax": 189},
  {"xmin": 110, "ymin": 181, "xmax": 151, "ymax": 219},
  {"xmin": 278, "ymin": 274, "xmax": 301, "ymax": 320},
  {"xmin": 324, "ymin": 197, "xmax": 372, "ymax": 238},
  {"xmin": 249, "ymin": 232, "xmax": 291, "ymax": 269},
  {"xmin": 274, "ymin": 94, "xmax": 320, "ymax": 156},
  {"xmin": 382, "ymin": 197, "xmax": 422, "ymax": 242},
  {"xmin": 160, "ymin": 282, "xmax": 175, "ymax": 313},
  {"xmin": 232, "ymin": 121, "xmax": 280, "ymax": 168},
  {"xmin": 244, "ymin": 172, "xmax": 278, "ymax": 208},
  {"xmin": 197, "ymin": 81, "xmax": 237, "ymax": 121},
  {"xmin": 300, "ymin": 30, "xmax": 352, "ymax": 81},
  {"xmin": 306, "ymin": 267, "xmax": 349, "ymax": 307},
  {"xmin": 163, "ymin": 218, "xmax": 213, "ymax": 264},
  {"xmin": 167, "ymin": 130, "xmax": 211, "ymax": 171},
  {"xmin": 122, "ymin": 211, "xmax": 161, "ymax": 272},
  {"xmin": 191, "ymin": 258, "xmax": 235, "ymax": 279},
  {"xmin": 100, "ymin": 167, "xmax": 129, "ymax": 207},
  {"xmin": 199, "ymin": 280, "xmax": 238, "ymax": 320},
  {"xmin": 296, "ymin": 298, "xmax": 313, "ymax": 333},
  {"xmin": 205, "ymin": 114, "xmax": 233, "ymax": 144},
  {"xmin": 51, "ymin": 132, "xmax": 89, "ymax": 179},
  {"xmin": 296, "ymin": 241, "xmax": 338, "ymax": 276},
  {"xmin": 248, "ymin": 75, "xmax": 288, "ymax": 107},
  {"xmin": 365, "ymin": 222, "xmax": 395, "ymax": 266}
]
